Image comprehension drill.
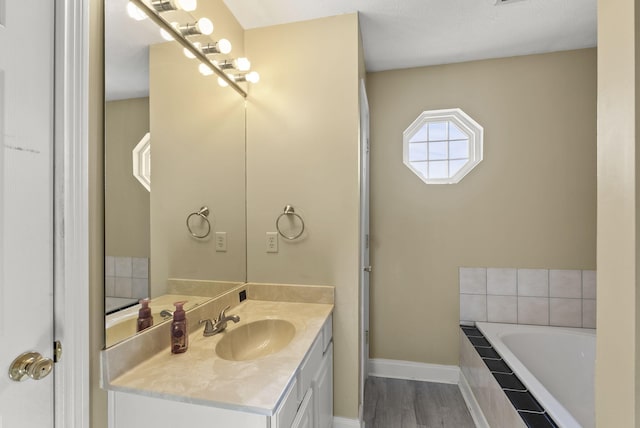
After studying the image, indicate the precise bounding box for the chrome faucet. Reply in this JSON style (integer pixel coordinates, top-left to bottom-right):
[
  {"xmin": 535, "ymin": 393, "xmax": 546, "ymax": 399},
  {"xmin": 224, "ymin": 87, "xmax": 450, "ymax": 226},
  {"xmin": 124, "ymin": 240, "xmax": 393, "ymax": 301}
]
[
  {"xmin": 199, "ymin": 305, "xmax": 240, "ymax": 337},
  {"xmin": 160, "ymin": 309, "xmax": 173, "ymax": 319}
]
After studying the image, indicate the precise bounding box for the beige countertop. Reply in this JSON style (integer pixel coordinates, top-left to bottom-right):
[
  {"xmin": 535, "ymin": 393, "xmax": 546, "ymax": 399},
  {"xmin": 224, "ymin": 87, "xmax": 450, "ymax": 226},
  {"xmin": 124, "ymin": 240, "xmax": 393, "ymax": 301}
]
[{"xmin": 106, "ymin": 299, "xmax": 333, "ymax": 415}]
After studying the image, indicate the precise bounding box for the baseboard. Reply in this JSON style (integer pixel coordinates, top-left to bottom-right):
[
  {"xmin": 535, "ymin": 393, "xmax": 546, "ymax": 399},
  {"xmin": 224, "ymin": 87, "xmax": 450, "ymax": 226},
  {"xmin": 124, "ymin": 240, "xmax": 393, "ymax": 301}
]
[
  {"xmin": 333, "ymin": 416, "xmax": 362, "ymax": 428},
  {"xmin": 368, "ymin": 358, "xmax": 460, "ymax": 384},
  {"xmin": 458, "ymin": 371, "xmax": 490, "ymax": 428}
]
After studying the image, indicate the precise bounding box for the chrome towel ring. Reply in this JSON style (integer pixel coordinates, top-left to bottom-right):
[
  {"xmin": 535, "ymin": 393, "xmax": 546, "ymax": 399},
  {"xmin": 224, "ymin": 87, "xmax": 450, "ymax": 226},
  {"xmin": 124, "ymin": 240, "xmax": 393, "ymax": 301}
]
[
  {"xmin": 186, "ymin": 206, "xmax": 212, "ymax": 239},
  {"xmin": 276, "ymin": 205, "xmax": 305, "ymax": 240}
]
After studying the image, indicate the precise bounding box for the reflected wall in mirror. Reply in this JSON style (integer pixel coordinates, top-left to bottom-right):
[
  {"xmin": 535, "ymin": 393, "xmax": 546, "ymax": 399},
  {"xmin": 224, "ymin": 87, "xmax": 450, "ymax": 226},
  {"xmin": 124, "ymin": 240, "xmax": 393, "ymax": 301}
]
[{"xmin": 104, "ymin": 0, "xmax": 247, "ymax": 348}]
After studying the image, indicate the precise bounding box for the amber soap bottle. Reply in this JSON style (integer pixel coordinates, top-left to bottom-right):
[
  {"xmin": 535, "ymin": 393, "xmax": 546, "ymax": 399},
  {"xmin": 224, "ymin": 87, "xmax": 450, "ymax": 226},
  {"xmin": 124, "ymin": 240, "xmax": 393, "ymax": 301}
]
[
  {"xmin": 136, "ymin": 298, "xmax": 153, "ymax": 332},
  {"xmin": 171, "ymin": 301, "xmax": 188, "ymax": 354}
]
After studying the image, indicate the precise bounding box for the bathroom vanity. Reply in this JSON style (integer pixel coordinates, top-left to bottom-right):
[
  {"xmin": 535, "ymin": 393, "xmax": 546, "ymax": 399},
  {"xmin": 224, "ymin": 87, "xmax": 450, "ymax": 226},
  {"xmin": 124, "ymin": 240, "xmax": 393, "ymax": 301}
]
[{"xmin": 102, "ymin": 284, "xmax": 334, "ymax": 428}]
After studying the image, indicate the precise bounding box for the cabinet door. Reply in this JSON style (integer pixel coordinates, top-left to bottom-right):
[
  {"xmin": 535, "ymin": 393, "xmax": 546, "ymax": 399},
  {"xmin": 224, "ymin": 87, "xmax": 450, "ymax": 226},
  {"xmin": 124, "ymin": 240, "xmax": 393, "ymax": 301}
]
[
  {"xmin": 313, "ymin": 342, "xmax": 333, "ymax": 428},
  {"xmin": 291, "ymin": 389, "xmax": 314, "ymax": 428}
]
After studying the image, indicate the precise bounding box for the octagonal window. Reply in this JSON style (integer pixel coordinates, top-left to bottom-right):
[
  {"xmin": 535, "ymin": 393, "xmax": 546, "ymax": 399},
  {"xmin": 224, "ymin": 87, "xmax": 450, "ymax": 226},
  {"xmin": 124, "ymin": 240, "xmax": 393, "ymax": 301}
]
[
  {"xmin": 403, "ymin": 108, "xmax": 483, "ymax": 184},
  {"xmin": 132, "ymin": 132, "xmax": 151, "ymax": 192}
]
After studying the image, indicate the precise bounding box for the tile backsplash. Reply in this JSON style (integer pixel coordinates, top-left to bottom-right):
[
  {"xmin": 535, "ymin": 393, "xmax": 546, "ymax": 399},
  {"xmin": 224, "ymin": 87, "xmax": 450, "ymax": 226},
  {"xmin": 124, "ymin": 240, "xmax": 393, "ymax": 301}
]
[
  {"xmin": 105, "ymin": 256, "xmax": 149, "ymax": 299},
  {"xmin": 460, "ymin": 267, "xmax": 596, "ymax": 328}
]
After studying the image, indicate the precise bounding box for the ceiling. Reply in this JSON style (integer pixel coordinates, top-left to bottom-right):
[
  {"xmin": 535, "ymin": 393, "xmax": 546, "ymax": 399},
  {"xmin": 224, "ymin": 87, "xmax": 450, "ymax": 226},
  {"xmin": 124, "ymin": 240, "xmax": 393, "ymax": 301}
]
[
  {"xmin": 105, "ymin": 0, "xmax": 164, "ymax": 101},
  {"xmin": 105, "ymin": 0, "xmax": 597, "ymax": 100}
]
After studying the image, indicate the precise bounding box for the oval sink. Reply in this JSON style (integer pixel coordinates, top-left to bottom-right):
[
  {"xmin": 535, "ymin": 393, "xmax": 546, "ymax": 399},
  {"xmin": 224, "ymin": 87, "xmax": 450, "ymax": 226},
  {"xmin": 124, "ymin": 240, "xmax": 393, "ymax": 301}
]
[{"xmin": 215, "ymin": 319, "xmax": 296, "ymax": 361}]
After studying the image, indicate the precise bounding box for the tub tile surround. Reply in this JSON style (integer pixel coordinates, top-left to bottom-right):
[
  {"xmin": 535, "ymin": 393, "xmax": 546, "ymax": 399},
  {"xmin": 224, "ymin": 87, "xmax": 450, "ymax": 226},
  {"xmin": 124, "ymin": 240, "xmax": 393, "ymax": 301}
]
[
  {"xmin": 460, "ymin": 267, "xmax": 596, "ymax": 328},
  {"xmin": 459, "ymin": 326, "xmax": 558, "ymax": 428},
  {"xmin": 102, "ymin": 283, "xmax": 335, "ymax": 412},
  {"xmin": 106, "ymin": 256, "xmax": 149, "ymax": 299}
]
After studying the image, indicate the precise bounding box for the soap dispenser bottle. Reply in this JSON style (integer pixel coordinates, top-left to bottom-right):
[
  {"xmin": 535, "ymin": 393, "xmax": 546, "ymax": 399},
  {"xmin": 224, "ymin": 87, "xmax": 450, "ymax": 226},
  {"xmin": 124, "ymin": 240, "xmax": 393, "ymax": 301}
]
[
  {"xmin": 136, "ymin": 298, "xmax": 153, "ymax": 332},
  {"xmin": 171, "ymin": 301, "xmax": 188, "ymax": 354}
]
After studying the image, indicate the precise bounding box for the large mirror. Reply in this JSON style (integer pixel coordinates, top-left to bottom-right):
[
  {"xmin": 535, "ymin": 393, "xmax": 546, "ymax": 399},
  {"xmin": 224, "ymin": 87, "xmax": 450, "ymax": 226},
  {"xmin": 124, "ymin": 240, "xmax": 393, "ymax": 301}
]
[{"xmin": 104, "ymin": 0, "xmax": 247, "ymax": 347}]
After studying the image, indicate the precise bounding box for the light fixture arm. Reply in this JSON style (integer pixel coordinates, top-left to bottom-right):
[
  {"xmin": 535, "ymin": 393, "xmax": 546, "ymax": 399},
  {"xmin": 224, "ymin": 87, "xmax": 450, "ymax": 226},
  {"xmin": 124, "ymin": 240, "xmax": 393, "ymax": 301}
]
[
  {"xmin": 151, "ymin": 0, "xmax": 177, "ymax": 12},
  {"xmin": 129, "ymin": 0, "xmax": 247, "ymax": 98}
]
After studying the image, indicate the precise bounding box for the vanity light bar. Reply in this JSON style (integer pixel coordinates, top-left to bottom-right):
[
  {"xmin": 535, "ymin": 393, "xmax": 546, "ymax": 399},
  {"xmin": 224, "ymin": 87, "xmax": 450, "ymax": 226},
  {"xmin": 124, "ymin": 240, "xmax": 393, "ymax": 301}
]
[
  {"xmin": 177, "ymin": 17, "xmax": 214, "ymax": 36},
  {"xmin": 215, "ymin": 58, "xmax": 251, "ymax": 72},
  {"xmin": 217, "ymin": 71, "xmax": 260, "ymax": 87},
  {"xmin": 128, "ymin": 0, "xmax": 247, "ymax": 97},
  {"xmin": 201, "ymin": 40, "xmax": 232, "ymax": 55},
  {"xmin": 151, "ymin": 0, "xmax": 197, "ymax": 12},
  {"xmin": 233, "ymin": 71, "xmax": 260, "ymax": 84}
]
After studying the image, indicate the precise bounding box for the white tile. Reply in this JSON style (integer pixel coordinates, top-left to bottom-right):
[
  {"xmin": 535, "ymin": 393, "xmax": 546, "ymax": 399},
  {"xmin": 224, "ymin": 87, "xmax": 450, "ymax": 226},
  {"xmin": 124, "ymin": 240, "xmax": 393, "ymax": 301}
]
[
  {"xmin": 105, "ymin": 256, "xmax": 115, "ymax": 277},
  {"xmin": 582, "ymin": 270, "xmax": 597, "ymax": 299},
  {"xmin": 115, "ymin": 257, "xmax": 132, "ymax": 278},
  {"xmin": 517, "ymin": 269, "xmax": 549, "ymax": 297},
  {"xmin": 460, "ymin": 267, "xmax": 486, "ymax": 294},
  {"xmin": 105, "ymin": 276, "xmax": 116, "ymax": 297},
  {"xmin": 487, "ymin": 268, "xmax": 517, "ymax": 295},
  {"xmin": 583, "ymin": 299, "xmax": 596, "ymax": 328},
  {"xmin": 550, "ymin": 270, "xmax": 582, "ymax": 298},
  {"xmin": 460, "ymin": 294, "xmax": 487, "ymax": 322},
  {"xmin": 487, "ymin": 295, "xmax": 517, "ymax": 323},
  {"xmin": 132, "ymin": 258, "xmax": 149, "ymax": 279},
  {"xmin": 114, "ymin": 277, "xmax": 133, "ymax": 298},
  {"xmin": 132, "ymin": 278, "xmax": 149, "ymax": 299},
  {"xmin": 517, "ymin": 297, "xmax": 549, "ymax": 325},
  {"xmin": 550, "ymin": 298, "xmax": 582, "ymax": 327}
]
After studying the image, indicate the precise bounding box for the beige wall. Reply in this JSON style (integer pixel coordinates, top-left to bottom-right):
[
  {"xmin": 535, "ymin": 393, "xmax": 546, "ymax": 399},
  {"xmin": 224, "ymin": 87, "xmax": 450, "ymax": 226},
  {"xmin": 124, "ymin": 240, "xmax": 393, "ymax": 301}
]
[
  {"xmin": 105, "ymin": 97, "xmax": 150, "ymax": 258},
  {"xmin": 149, "ymin": 0, "xmax": 246, "ymax": 297},
  {"xmin": 596, "ymin": 0, "xmax": 640, "ymax": 425},
  {"xmin": 367, "ymin": 49, "xmax": 597, "ymax": 365},
  {"xmin": 90, "ymin": 0, "xmax": 107, "ymax": 427},
  {"xmin": 245, "ymin": 14, "xmax": 362, "ymax": 419}
]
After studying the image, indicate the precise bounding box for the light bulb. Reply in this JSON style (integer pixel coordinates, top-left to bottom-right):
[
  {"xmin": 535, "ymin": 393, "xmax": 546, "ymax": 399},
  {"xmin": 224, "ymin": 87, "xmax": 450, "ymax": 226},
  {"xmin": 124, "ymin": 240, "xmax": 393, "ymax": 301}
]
[
  {"xmin": 196, "ymin": 17, "xmax": 214, "ymax": 35},
  {"xmin": 126, "ymin": 2, "xmax": 148, "ymax": 20},
  {"xmin": 198, "ymin": 63, "xmax": 214, "ymax": 76},
  {"xmin": 160, "ymin": 22, "xmax": 178, "ymax": 41},
  {"xmin": 217, "ymin": 77, "xmax": 229, "ymax": 87},
  {"xmin": 246, "ymin": 71, "xmax": 260, "ymax": 83},
  {"xmin": 176, "ymin": 0, "xmax": 197, "ymax": 11},
  {"xmin": 217, "ymin": 39, "xmax": 232, "ymax": 55},
  {"xmin": 235, "ymin": 57, "xmax": 251, "ymax": 72},
  {"xmin": 183, "ymin": 42, "xmax": 200, "ymax": 59}
]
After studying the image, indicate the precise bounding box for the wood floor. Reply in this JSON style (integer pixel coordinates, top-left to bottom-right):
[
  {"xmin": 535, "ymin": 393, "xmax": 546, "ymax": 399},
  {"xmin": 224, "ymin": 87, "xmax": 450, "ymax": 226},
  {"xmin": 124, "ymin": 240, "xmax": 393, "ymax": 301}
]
[{"xmin": 363, "ymin": 377, "xmax": 476, "ymax": 428}]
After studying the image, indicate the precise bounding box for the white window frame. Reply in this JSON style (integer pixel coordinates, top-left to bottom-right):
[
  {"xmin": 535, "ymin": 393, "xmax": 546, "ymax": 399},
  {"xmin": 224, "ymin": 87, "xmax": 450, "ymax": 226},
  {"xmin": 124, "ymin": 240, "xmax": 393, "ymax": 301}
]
[
  {"xmin": 133, "ymin": 132, "xmax": 151, "ymax": 192},
  {"xmin": 403, "ymin": 108, "xmax": 483, "ymax": 184}
]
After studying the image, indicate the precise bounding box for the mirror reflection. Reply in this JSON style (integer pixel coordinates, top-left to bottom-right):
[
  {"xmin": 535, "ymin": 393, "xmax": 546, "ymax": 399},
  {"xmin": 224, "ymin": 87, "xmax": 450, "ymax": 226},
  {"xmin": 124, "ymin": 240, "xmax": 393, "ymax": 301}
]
[{"xmin": 104, "ymin": 0, "xmax": 247, "ymax": 348}]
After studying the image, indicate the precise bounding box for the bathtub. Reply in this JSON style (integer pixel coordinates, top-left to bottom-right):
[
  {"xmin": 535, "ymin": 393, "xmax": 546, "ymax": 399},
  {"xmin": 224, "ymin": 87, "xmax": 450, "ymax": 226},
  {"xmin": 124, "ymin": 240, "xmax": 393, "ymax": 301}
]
[{"xmin": 476, "ymin": 322, "xmax": 595, "ymax": 428}]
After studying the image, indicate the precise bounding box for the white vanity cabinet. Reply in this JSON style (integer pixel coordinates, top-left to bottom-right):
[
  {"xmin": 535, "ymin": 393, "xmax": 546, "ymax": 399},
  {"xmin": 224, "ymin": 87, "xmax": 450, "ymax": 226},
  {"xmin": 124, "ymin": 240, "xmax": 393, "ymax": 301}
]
[
  {"xmin": 313, "ymin": 342, "xmax": 333, "ymax": 428},
  {"xmin": 109, "ymin": 314, "xmax": 333, "ymax": 428},
  {"xmin": 274, "ymin": 315, "xmax": 333, "ymax": 428},
  {"xmin": 291, "ymin": 389, "xmax": 314, "ymax": 428}
]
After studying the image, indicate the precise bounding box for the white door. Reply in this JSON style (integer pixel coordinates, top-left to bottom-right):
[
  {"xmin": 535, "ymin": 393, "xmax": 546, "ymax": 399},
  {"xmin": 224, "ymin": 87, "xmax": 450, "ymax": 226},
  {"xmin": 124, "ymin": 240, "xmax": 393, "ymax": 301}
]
[
  {"xmin": 0, "ymin": 0, "xmax": 56, "ymax": 426},
  {"xmin": 359, "ymin": 79, "xmax": 370, "ymax": 413}
]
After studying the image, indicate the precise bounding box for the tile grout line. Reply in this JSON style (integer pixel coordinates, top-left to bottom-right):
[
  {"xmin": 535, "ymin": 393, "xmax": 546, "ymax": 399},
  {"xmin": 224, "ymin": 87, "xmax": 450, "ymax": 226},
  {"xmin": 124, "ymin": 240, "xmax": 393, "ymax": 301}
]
[
  {"xmin": 581, "ymin": 269, "xmax": 585, "ymax": 328},
  {"xmin": 516, "ymin": 268, "xmax": 519, "ymax": 324},
  {"xmin": 484, "ymin": 267, "xmax": 488, "ymax": 322}
]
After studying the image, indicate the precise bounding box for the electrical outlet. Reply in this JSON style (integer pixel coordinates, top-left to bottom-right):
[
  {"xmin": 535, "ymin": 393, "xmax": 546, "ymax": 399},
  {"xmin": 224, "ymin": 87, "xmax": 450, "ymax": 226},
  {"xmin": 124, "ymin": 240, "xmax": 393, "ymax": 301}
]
[
  {"xmin": 215, "ymin": 232, "xmax": 227, "ymax": 252},
  {"xmin": 266, "ymin": 232, "xmax": 278, "ymax": 253}
]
